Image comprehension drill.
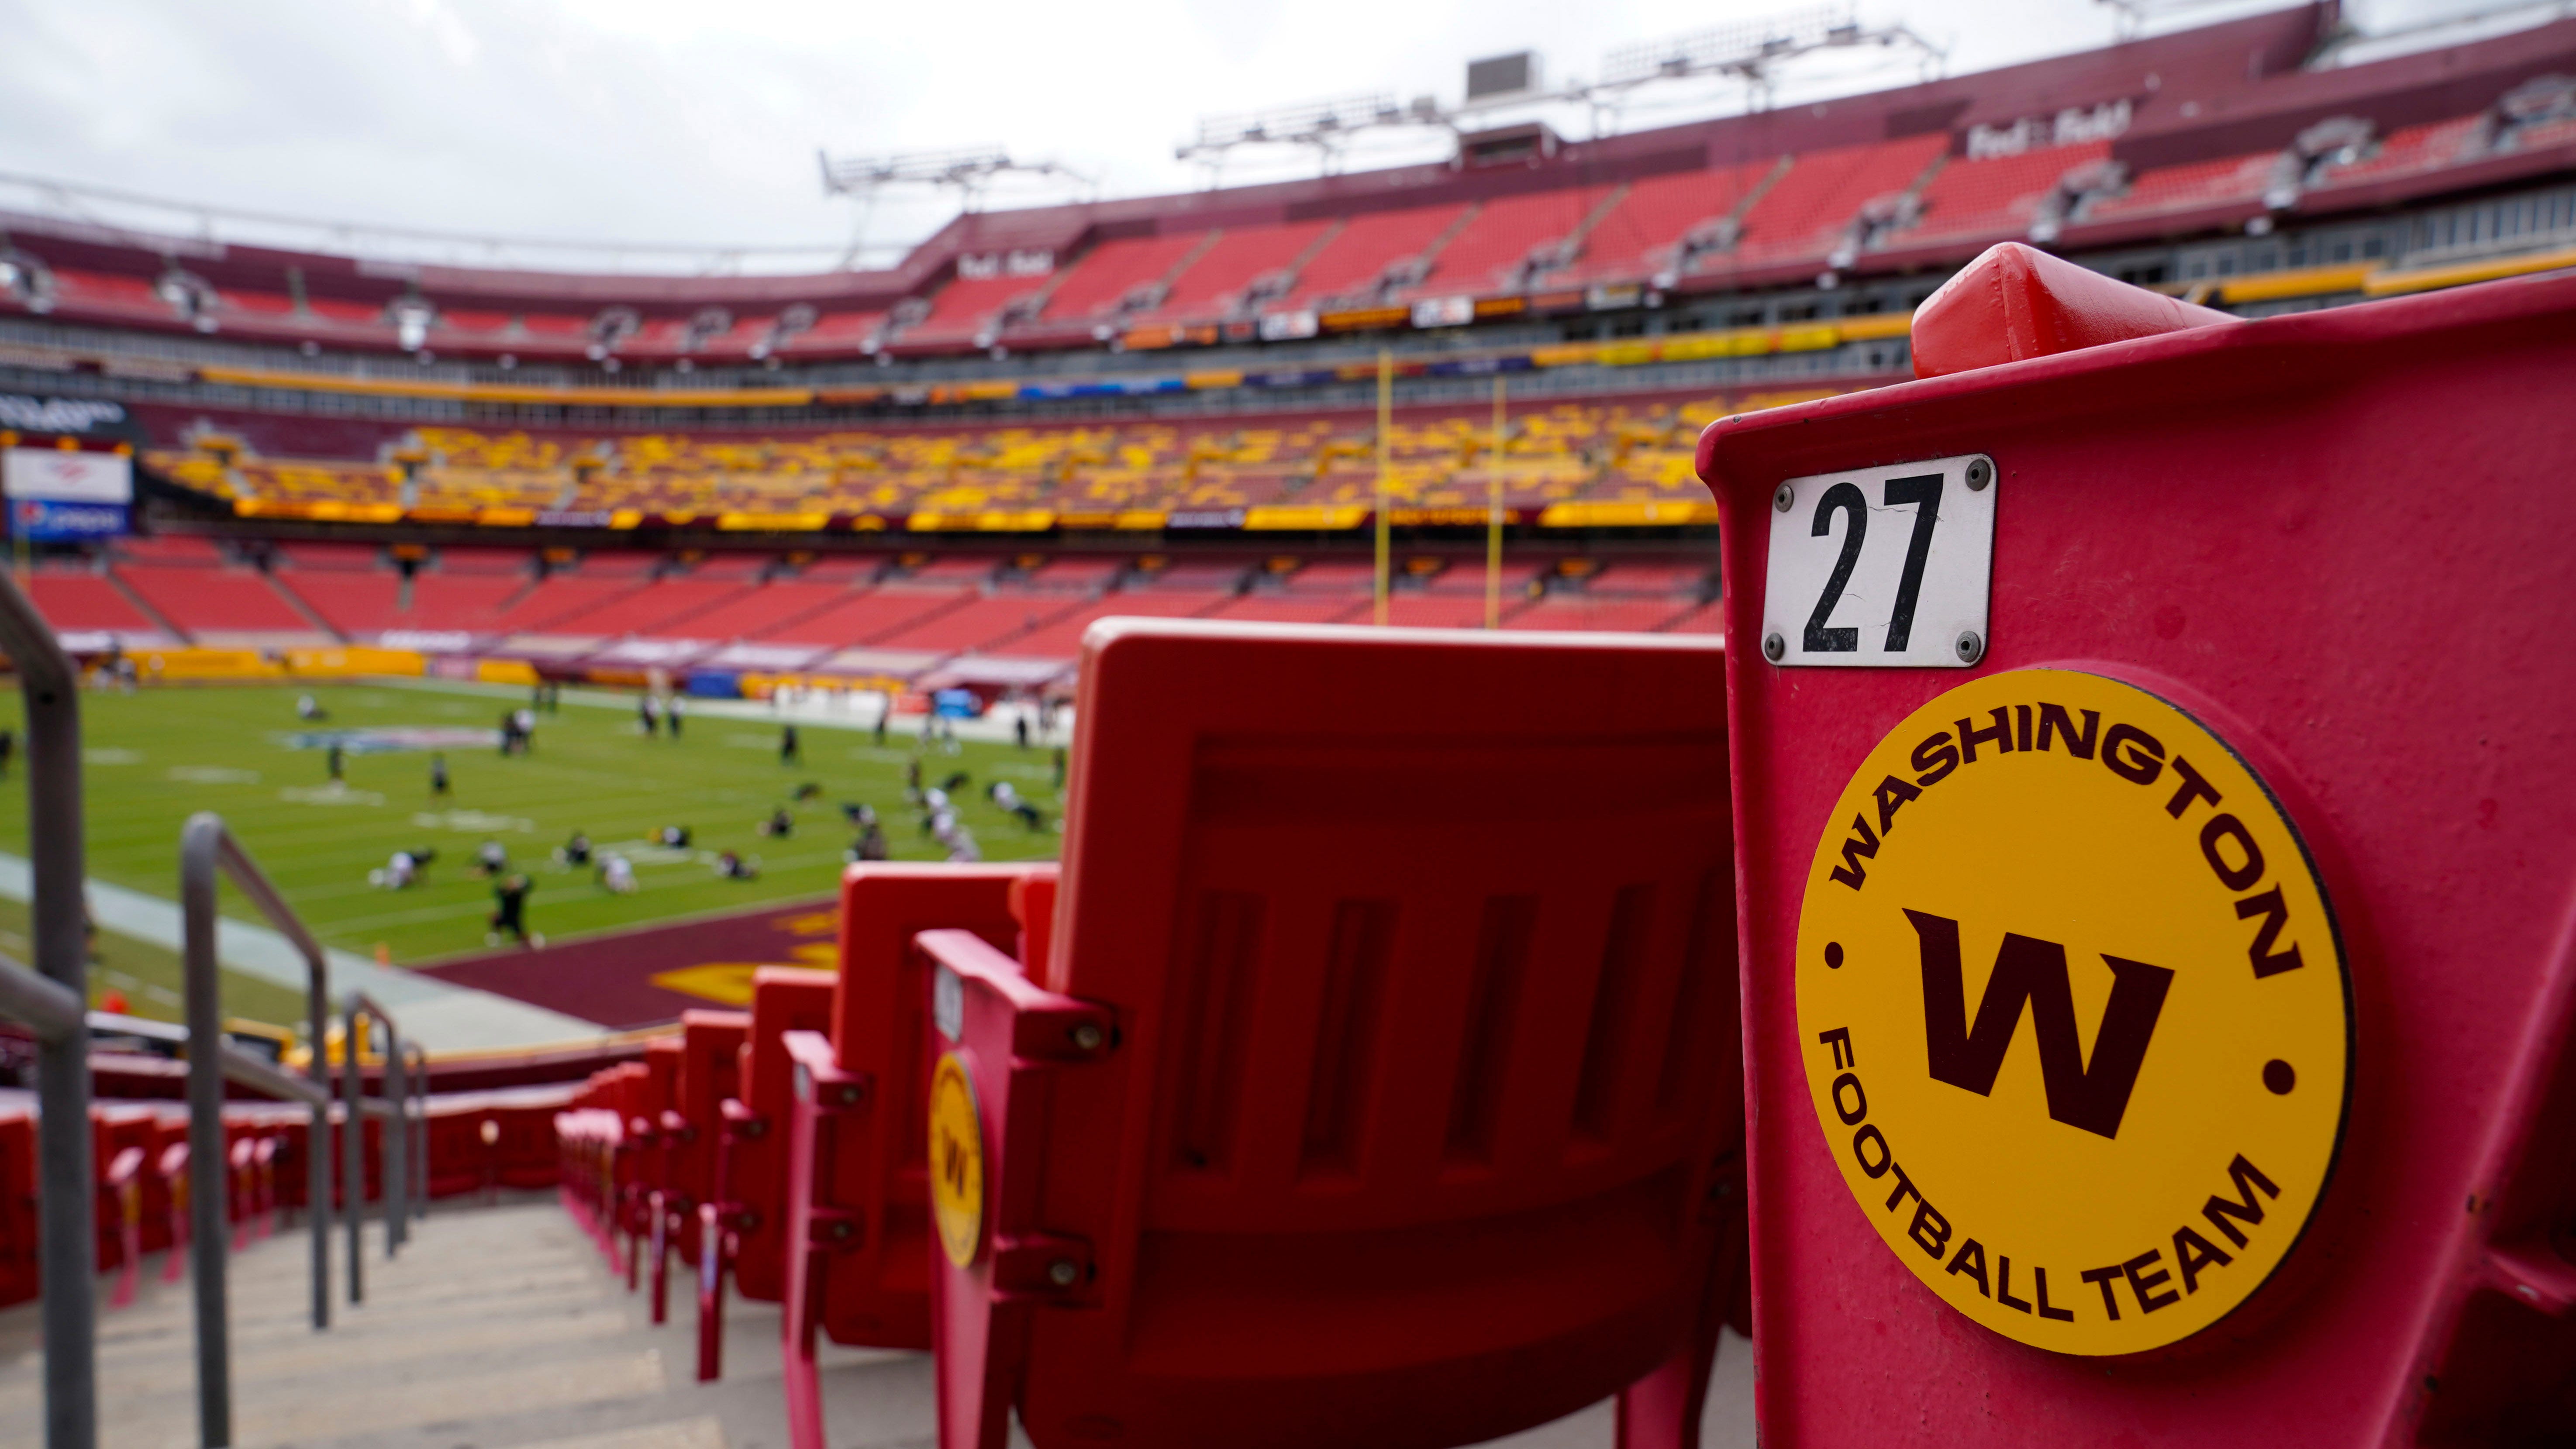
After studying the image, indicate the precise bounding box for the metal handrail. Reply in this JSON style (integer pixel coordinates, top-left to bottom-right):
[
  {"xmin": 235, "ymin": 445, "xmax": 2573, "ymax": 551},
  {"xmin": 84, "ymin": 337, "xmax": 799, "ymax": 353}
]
[
  {"xmin": 340, "ymin": 988, "xmax": 411, "ymax": 1305},
  {"xmin": 0, "ymin": 949, "xmax": 83, "ymax": 1039},
  {"xmin": 407, "ymin": 1043, "xmax": 429, "ymax": 1230},
  {"xmin": 180, "ymin": 812, "xmax": 355, "ymax": 1448},
  {"xmin": 0, "ymin": 567, "xmax": 95, "ymax": 1449}
]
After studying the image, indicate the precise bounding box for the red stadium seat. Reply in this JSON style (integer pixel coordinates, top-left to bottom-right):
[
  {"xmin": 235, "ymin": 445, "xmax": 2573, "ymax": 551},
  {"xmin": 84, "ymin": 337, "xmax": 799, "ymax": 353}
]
[
  {"xmin": 1693, "ymin": 256, "xmax": 2576, "ymax": 1447},
  {"xmin": 776, "ymin": 863, "xmax": 1056, "ymax": 1437},
  {"xmin": 922, "ymin": 619, "xmax": 1741, "ymax": 1449},
  {"xmin": 645, "ymin": 1010, "xmax": 746, "ymax": 1323},
  {"xmin": 624, "ymin": 1042, "xmax": 683, "ymax": 1293},
  {"xmin": 695, "ymin": 967, "xmax": 835, "ymax": 1380},
  {"xmin": 0, "ymin": 1111, "xmax": 38, "ymax": 1308}
]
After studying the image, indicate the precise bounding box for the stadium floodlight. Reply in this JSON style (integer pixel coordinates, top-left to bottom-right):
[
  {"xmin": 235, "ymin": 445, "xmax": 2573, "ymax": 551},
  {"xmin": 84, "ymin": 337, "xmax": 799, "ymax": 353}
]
[
  {"xmin": 1179, "ymin": 94, "xmax": 1443, "ymax": 165},
  {"xmin": 817, "ymin": 146, "xmax": 1089, "ymax": 199},
  {"xmin": 1595, "ymin": 2, "xmax": 1945, "ymax": 109},
  {"xmin": 817, "ymin": 146, "xmax": 1096, "ymax": 268},
  {"xmin": 1184, "ymin": 6, "xmax": 1948, "ymax": 176}
]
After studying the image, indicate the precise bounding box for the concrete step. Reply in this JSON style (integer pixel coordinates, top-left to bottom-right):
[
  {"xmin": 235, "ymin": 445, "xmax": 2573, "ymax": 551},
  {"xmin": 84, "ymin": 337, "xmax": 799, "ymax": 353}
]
[{"xmin": 0, "ymin": 1199, "xmax": 1757, "ymax": 1449}]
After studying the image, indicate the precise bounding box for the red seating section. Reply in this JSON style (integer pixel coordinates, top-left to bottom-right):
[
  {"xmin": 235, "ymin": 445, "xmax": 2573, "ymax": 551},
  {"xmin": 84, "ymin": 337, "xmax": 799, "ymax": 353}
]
[
  {"xmin": 116, "ymin": 562, "xmax": 318, "ymax": 639},
  {"xmin": 1200, "ymin": 594, "xmax": 1364, "ymax": 625},
  {"xmin": 909, "ymin": 275, "xmax": 1053, "ymax": 344},
  {"xmin": 0, "ymin": 1089, "xmax": 556, "ymax": 1312},
  {"xmin": 483, "ymin": 575, "xmax": 651, "ymax": 635},
  {"xmin": 1043, "ymin": 234, "xmax": 1209, "ymax": 321},
  {"xmin": 2317, "ymin": 114, "xmax": 2489, "ymax": 190},
  {"xmin": 2086, "ymin": 151, "xmax": 2276, "ymax": 223},
  {"xmin": 27, "ymin": 531, "xmax": 1727, "ymax": 665},
  {"xmin": 282, "ymin": 571, "xmax": 529, "ymax": 637},
  {"xmin": 1504, "ymin": 595, "xmax": 1700, "ymax": 632},
  {"xmin": 1724, "ymin": 136, "xmax": 1947, "ymax": 271},
  {"xmin": 758, "ymin": 587, "xmax": 970, "ymax": 647},
  {"xmin": 869, "ymin": 594, "xmax": 1077, "ymax": 654},
  {"xmin": 22, "ymin": 572, "xmax": 164, "ymax": 637},
  {"xmin": 669, "ymin": 582, "xmax": 849, "ymax": 642},
  {"xmin": 1137, "ymin": 220, "xmax": 1336, "ymax": 324},
  {"xmin": 1572, "ymin": 164, "xmax": 1775, "ymax": 284},
  {"xmin": 1284, "ymin": 205, "xmax": 1469, "ymax": 309},
  {"xmin": 1419, "ymin": 187, "xmax": 1617, "ymax": 297},
  {"xmin": 1906, "ymin": 142, "xmax": 2111, "ymax": 246},
  {"xmin": 986, "ymin": 592, "xmax": 1219, "ymax": 659},
  {"xmin": 545, "ymin": 577, "xmax": 751, "ymax": 637}
]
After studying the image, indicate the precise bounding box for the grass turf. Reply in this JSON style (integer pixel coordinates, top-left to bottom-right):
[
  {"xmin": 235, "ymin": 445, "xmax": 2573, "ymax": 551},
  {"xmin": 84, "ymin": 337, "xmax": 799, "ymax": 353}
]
[{"xmin": 0, "ymin": 680, "xmax": 1061, "ymax": 967}]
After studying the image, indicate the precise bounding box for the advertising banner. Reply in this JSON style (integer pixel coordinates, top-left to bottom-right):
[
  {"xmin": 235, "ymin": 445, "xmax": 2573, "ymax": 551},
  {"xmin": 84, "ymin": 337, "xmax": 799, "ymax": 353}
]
[
  {"xmin": 10, "ymin": 497, "xmax": 128, "ymax": 540},
  {"xmin": 3, "ymin": 447, "xmax": 134, "ymax": 503},
  {"xmin": 0, "ymin": 394, "xmax": 134, "ymax": 439}
]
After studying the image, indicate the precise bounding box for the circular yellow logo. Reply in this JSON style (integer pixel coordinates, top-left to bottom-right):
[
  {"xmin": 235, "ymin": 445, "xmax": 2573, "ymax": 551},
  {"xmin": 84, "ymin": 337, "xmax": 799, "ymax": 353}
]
[
  {"xmin": 1797, "ymin": 669, "xmax": 2348, "ymax": 1355},
  {"xmin": 928, "ymin": 1053, "xmax": 986, "ymax": 1270}
]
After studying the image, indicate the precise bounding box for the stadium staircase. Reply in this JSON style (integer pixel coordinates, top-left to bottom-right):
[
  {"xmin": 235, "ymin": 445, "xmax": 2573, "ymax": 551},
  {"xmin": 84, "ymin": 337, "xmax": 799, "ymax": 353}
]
[
  {"xmin": 0, "ymin": 1195, "xmax": 1744, "ymax": 1447},
  {"xmin": 0, "ymin": 1200, "xmax": 963, "ymax": 1449}
]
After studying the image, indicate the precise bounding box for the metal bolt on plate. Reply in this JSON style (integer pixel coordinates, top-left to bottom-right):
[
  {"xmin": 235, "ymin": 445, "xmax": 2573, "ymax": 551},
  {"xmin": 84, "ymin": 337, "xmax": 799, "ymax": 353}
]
[
  {"xmin": 1773, "ymin": 483, "xmax": 1795, "ymax": 512},
  {"xmin": 1955, "ymin": 630, "xmax": 1984, "ymax": 664},
  {"xmin": 1071, "ymin": 1023, "xmax": 1105, "ymax": 1052},
  {"xmin": 1965, "ymin": 457, "xmax": 1993, "ymax": 491},
  {"xmin": 1048, "ymin": 1258, "xmax": 1081, "ymax": 1287},
  {"xmin": 1762, "ymin": 632, "xmax": 1787, "ymax": 663}
]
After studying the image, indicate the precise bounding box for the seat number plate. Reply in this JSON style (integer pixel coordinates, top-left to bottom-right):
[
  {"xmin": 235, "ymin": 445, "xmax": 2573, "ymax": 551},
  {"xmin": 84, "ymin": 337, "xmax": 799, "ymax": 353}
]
[{"xmin": 1760, "ymin": 453, "xmax": 1995, "ymax": 668}]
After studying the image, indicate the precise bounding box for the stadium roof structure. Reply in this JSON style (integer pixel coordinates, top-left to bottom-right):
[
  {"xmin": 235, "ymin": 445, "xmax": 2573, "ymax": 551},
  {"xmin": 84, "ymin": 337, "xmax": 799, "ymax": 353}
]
[{"xmin": 0, "ymin": 2, "xmax": 2571, "ymax": 365}]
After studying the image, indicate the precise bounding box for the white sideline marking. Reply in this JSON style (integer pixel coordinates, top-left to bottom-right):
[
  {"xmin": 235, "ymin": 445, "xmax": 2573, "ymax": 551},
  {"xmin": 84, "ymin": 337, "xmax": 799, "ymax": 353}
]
[{"xmin": 0, "ymin": 851, "xmax": 606, "ymax": 1050}]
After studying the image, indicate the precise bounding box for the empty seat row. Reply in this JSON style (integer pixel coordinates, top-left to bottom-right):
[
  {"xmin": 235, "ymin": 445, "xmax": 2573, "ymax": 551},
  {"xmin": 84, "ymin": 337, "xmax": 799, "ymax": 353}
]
[{"xmin": 556, "ymin": 619, "xmax": 1745, "ymax": 1449}]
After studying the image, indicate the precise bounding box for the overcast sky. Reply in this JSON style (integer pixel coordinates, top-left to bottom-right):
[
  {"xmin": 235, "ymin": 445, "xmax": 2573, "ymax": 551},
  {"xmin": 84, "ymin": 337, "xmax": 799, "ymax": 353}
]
[{"xmin": 0, "ymin": 0, "xmax": 2509, "ymax": 272}]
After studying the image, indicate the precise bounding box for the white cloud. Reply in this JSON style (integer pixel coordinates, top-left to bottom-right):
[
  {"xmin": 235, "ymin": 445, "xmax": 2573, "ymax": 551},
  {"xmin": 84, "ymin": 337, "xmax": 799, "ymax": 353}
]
[{"xmin": 0, "ymin": 0, "xmax": 2505, "ymax": 272}]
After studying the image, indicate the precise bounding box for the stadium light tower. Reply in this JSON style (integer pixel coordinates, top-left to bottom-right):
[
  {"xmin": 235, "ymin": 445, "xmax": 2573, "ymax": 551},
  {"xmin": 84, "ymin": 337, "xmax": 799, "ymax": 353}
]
[
  {"xmin": 1592, "ymin": 3, "xmax": 1946, "ymax": 117},
  {"xmin": 1175, "ymin": 95, "xmax": 1447, "ymax": 183},
  {"xmin": 817, "ymin": 147, "xmax": 1095, "ymax": 268},
  {"xmin": 1178, "ymin": 2, "xmax": 1949, "ymax": 177}
]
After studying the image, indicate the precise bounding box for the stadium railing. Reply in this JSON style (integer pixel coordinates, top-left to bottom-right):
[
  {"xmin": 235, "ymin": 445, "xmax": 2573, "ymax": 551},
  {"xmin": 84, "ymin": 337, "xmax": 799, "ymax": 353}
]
[
  {"xmin": 0, "ymin": 586, "xmax": 392, "ymax": 1449},
  {"xmin": 179, "ymin": 814, "xmax": 341, "ymax": 1350},
  {"xmin": 0, "ymin": 566, "xmax": 100, "ymax": 1449},
  {"xmin": 173, "ymin": 810, "xmax": 423, "ymax": 1445}
]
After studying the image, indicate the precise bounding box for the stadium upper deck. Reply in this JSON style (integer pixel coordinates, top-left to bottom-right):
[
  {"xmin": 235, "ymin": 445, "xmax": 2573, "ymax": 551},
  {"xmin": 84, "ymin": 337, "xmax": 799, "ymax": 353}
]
[{"xmin": 0, "ymin": 2, "xmax": 2569, "ymax": 401}]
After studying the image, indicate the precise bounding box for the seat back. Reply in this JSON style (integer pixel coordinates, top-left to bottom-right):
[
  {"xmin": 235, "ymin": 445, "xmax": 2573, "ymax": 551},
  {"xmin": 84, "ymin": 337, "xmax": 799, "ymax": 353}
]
[
  {"xmin": 729, "ymin": 967, "xmax": 837, "ymax": 1301},
  {"xmin": 934, "ymin": 619, "xmax": 1737, "ymax": 1449},
  {"xmin": 1697, "ymin": 265, "xmax": 2576, "ymax": 1445},
  {"xmin": 0, "ymin": 1112, "xmax": 36, "ymax": 1308},
  {"xmin": 807, "ymin": 864, "xmax": 1056, "ymax": 1348},
  {"xmin": 670, "ymin": 1009, "xmax": 750, "ymax": 1241}
]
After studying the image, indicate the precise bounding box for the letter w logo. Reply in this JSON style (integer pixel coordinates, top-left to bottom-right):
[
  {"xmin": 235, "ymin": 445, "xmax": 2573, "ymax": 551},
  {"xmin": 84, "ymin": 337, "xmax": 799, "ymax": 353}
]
[{"xmin": 1906, "ymin": 910, "xmax": 2174, "ymax": 1140}]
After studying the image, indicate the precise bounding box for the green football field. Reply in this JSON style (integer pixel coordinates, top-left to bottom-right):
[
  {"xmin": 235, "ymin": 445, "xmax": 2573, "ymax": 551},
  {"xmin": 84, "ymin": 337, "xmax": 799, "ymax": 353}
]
[{"xmin": 0, "ymin": 680, "xmax": 1060, "ymax": 970}]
